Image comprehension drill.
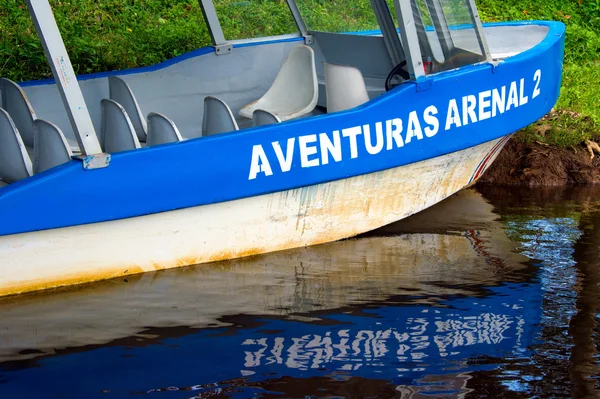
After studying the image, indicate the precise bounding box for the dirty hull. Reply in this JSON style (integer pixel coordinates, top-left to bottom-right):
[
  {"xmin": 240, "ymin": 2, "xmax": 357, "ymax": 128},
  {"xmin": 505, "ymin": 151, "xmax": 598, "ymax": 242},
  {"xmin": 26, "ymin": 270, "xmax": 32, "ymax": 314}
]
[{"xmin": 0, "ymin": 136, "xmax": 508, "ymax": 297}]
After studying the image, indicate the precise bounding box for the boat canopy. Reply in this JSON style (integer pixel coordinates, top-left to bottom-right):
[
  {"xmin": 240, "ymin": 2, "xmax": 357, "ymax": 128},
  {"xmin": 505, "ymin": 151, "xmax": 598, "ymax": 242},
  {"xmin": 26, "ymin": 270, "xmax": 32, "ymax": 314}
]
[
  {"xmin": 22, "ymin": 0, "xmax": 491, "ymax": 157},
  {"xmin": 201, "ymin": 0, "xmax": 491, "ymax": 77}
]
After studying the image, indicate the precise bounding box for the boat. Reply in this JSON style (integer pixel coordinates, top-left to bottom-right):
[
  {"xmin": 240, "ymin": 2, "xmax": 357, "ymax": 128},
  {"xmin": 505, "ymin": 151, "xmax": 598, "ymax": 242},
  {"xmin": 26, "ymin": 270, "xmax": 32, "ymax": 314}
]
[{"xmin": 0, "ymin": 0, "xmax": 565, "ymax": 297}]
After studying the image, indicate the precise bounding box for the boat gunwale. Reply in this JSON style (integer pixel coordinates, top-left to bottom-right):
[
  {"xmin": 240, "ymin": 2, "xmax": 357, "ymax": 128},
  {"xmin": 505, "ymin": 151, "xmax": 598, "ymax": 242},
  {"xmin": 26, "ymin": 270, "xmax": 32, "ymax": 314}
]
[{"xmin": 16, "ymin": 20, "xmax": 560, "ymax": 88}]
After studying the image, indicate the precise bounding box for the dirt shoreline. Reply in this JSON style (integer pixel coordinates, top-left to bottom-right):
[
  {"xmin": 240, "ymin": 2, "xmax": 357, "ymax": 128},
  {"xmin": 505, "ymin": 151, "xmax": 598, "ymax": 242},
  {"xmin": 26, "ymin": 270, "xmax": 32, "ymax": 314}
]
[{"xmin": 476, "ymin": 135, "xmax": 600, "ymax": 186}]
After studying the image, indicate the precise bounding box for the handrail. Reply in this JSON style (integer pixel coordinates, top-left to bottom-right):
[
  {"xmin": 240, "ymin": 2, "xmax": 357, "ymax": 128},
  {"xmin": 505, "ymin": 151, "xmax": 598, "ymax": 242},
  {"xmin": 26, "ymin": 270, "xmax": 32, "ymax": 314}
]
[{"xmin": 197, "ymin": 0, "xmax": 232, "ymax": 55}]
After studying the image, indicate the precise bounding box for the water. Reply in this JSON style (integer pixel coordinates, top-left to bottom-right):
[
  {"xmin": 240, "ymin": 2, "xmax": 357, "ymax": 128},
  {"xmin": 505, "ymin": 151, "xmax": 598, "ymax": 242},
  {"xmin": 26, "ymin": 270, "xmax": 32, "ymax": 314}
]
[{"xmin": 1, "ymin": 186, "xmax": 600, "ymax": 398}]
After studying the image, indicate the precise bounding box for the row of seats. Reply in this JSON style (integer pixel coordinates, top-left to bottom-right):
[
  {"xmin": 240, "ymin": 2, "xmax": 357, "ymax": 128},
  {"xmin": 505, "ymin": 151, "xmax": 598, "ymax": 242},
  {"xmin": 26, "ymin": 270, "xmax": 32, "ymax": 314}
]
[
  {"xmin": 104, "ymin": 42, "xmax": 370, "ymax": 154},
  {"xmin": 106, "ymin": 75, "xmax": 283, "ymax": 154},
  {"xmin": 0, "ymin": 109, "xmax": 73, "ymax": 184},
  {"xmin": 109, "ymin": 43, "xmax": 321, "ymax": 147},
  {"xmin": 0, "ymin": 44, "xmax": 371, "ymax": 184},
  {"xmin": 0, "ymin": 78, "xmax": 75, "ymax": 185},
  {"xmin": 0, "ymin": 73, "xmax": 285, "ymax": 184}
]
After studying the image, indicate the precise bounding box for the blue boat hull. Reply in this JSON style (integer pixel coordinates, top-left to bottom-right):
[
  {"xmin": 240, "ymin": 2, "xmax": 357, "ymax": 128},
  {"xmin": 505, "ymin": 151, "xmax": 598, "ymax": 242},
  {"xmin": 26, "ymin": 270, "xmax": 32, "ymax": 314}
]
[{"xmin": 0, "ymin": 21, "xmax": 565, "ymax": 237}]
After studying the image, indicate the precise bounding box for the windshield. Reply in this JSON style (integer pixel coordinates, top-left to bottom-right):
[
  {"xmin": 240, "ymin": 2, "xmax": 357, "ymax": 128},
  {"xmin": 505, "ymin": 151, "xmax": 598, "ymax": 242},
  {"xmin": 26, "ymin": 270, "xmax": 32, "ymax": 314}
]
[
  {"xmin": 296, "ymin": 0, "xmax": 396, "ymax": 34},
  {"xmin": 410, "ymin": 0, "xmax": 489, "ymax": 73}
]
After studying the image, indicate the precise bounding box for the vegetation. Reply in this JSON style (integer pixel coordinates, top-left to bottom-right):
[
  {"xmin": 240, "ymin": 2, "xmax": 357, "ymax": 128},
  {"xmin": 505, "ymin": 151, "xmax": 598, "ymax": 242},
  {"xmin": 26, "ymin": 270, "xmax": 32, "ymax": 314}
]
[
  {"xmin": 0, "ymin": 0, "xmax": 598, "ymax": 147},
  {"xmin": 477, "ymin": 0, "xmax": 600, "ymax": 147}
]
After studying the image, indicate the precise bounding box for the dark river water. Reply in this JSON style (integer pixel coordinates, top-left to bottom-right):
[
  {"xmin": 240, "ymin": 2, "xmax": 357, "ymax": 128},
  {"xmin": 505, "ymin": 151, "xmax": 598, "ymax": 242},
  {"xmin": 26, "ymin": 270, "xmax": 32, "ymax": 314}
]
[{"xmin": 1, "ymin": 186, "xmax": 600, "ymax": 398}]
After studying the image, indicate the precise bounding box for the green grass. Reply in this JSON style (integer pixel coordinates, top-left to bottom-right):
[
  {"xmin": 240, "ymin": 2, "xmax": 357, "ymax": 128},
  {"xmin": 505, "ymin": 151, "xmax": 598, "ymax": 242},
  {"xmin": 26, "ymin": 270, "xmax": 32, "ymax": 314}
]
[
  {"xmin": 1, "ymin": 0, "xmax": 212, "ymax": 81},
  {"xmin": 477, "ymin": 0, "xmax": 600, "ymax": 147},
  {"xmin": 0, "ymin": 0, "xmax": 598, "ymax": 147}
]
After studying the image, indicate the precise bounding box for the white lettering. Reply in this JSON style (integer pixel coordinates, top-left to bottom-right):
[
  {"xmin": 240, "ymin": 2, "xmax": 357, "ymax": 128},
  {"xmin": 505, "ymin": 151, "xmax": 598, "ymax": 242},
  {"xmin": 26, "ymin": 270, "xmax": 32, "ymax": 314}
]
[
  {"xmin": 248, "ymin": 74, "xmax": 539, "ymax": 179},
  {"xmin": 532, "ymin": 69, "xmax": 541, "ymax": 99},
  {"xmin": 492, "ymin": 86, "xmax": 506, "ymax": 117},
  {"xmin": 445, "ymin": 99, "xmax": 462, "ymax": 130},
  {"xmin": 386, "ymin": 118, "xmax": 404, "ymax": 149},
  {"xmin": 519, "ymin": 78, "xmax": 529, "ymax": 106},
  {"xmin": 405, "ymin": 111, "xmax": 424, "ymax": 144},
  {"xmin": 363, "ymin": 123, "xmax": 384, "ymax": 155},
  {"xmin": 462, "ymin": 95, "xmax": 477, "ymax": 125},
  {"xmin": 319, "ymin": 131, "xmax": 342, "ymax": 165},
  {"xmin": 298, "ymin": 134, "xmax": 320, "ymax": 168},
  {"xmin": 478, "ymin": 90, "xmax": 492, "ymax": 121},
  {"xmin": 248, "ymin": 144, "xmax": 273, "ymax": 180},
  {"xmin": 423, "ymin": 105, "xmax": 439, "ymax": 138},
  {"xmin": 506, "ymin": 81, "xmax": 519, "ymax": 111},
  {"xmin": 342, "ymin": 126, "xmax": 362, "ymax": 159},
  {"xmin": 272, "ymin": 138, "xmax": 295, "ymax": 172}
]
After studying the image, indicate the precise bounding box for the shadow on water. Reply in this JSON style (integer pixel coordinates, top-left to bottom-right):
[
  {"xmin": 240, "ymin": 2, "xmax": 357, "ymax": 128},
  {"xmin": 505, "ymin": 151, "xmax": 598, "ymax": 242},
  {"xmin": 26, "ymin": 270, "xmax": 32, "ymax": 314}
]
[{"xmin": 0, "ymin": 187, "xmax": 599, "ymax": 398}]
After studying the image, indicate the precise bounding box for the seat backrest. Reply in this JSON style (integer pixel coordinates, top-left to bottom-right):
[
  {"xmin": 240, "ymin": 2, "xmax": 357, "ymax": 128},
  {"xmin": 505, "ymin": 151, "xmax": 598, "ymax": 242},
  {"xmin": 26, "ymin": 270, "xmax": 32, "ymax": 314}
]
[
  {"xmin": 33, "ymin": 119, "xmax": 74, "ymax": 174},
  {"xmin": 146, "ymin": 112, "xmax": 183, "ymax": 146},
  {"xmin": 100, "ymin": 99, "xmax": 141, "ymax": 153},
  {"xmin": 0, "ymin": 78, "xmax": 37, "ymax": 148},
  {"xmin": 108, "ymin": 76, "xmax": 147, "ymax": 142},
  {"xmin": 261, "ymin": 45, "xmax": 318, "ymax": 119},
  {"xmin": 202, "ymin": 96, "xmax": 239, "ymax": 136},
  {"xmin": 0, "ymin": 108, "xmax": 33, "ymax": 183},
  {"xmin": 324, "ymin": 63, "xmax": 370, "ymax": 113},
  {"xmin": 252, "ymin": 109, "xmax": 281, "ymax": 127}
]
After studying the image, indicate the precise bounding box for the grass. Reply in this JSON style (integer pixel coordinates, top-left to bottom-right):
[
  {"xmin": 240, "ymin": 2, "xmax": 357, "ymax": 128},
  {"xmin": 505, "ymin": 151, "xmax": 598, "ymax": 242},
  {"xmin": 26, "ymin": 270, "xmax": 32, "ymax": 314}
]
[
  {"xmin": 0, "ymin": 0, "xmax": 598, "ymax": 147},
  {"xmin": 476, "ymin": 0, "xmax": 600, "ymax": 147}
]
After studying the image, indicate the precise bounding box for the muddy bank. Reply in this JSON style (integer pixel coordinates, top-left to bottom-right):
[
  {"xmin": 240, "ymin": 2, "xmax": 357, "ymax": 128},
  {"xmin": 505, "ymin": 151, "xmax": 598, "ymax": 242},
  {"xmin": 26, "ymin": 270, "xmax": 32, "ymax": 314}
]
[{"xmin": 477, "ymin": 136, "xmax": 600, "ymax": 186}]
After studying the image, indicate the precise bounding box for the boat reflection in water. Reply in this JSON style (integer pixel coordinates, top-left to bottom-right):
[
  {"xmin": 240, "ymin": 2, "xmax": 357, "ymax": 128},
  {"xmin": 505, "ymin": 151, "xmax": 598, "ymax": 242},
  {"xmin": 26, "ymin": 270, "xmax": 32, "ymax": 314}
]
[{"xmin": 0, "ymin": 189, "xmax": 542, "ymax": 398}]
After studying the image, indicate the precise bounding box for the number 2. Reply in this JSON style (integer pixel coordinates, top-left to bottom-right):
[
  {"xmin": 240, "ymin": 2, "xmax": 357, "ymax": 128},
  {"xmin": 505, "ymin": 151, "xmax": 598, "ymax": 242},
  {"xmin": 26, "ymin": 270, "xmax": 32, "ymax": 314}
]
[{"xmin": 532, "ymin": 69, "xmax": 541, "ymax": 99}]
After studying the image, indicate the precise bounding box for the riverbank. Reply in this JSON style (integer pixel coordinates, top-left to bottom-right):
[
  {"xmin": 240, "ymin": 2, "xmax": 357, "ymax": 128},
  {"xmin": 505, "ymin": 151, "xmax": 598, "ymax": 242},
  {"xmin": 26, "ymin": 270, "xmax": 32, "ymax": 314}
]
[{"xmin": 477, "ymin": 133, "xmax": 600, "ymax": 187}]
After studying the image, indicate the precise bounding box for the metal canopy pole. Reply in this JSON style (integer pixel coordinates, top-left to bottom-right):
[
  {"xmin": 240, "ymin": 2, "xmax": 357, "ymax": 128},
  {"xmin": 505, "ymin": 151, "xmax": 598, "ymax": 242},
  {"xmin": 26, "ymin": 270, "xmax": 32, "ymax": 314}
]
[
  {"xmin": 465, "ymin": 0, "xmax": 492, "ymax": 61},
  {"xmin": 426, "ymin": 0, "xmax": 454, "ymax": 59},
  {"xmin": 394, "ymin": 0, "xmax": 425, "ymax": 80},
  {"xmin": 198, "ymin": 0, "xmax": 232, "ymax": 55},
  {"xmin": 370, "ymin": 0, "xmax": 405, "ymax": 66},
  {"xmin": 26, "ymin": 0, "xmax": 102, "ymax": 156},
  {"xmin": 285, "ymin": 0, "xmax": 312, "ymax": 43}
]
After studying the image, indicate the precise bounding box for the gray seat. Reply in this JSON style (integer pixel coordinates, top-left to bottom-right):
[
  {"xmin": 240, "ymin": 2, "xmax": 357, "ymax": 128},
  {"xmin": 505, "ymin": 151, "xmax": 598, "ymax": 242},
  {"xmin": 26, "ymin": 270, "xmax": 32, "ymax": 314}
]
[
  {"xmin": 108, "ymin": 76, "xmax": 147, "ymax": 142},
  {"xmin": 0, "ymin": 108, "xmax": 33, "ymax": 183},
  {"xmin": 324, "ymin": 63, "xmax": 370, "ymax": 113},
  {"xmin": 252, "ymin": 109, "xmax": 281, "ymax": 127},
  {"xmin": 0, "ymin": 77, "xmax": 81, "ymax": 156},
  {"xmin": 146, "ymin": 112, "xmax": 183, "ymax": 146},
  {"xmin": 100, "ymin": 99, "xmax": 141, "ymax": 153},
  {"xmin": 0, "ymin": 77, "xmax": 37, "ymax": 148},
  {"xmin": 33, "ymin": 119, "xmax": 73, "ymax": 174},
  {"xmin": 239, "ymin": 45, "xmax": 318, "ymax": 121},
  {"xmin": 202, "ymin": 96, "xmax": 239, "ymax": 137}
]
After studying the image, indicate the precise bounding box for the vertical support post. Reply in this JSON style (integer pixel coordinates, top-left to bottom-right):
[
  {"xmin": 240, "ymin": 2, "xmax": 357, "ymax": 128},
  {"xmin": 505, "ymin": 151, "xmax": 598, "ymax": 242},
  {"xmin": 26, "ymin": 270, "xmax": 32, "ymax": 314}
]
[
  {"xmin": 465, "ymin": 0, "xmax": 491, "ymax": 61},
  {"xmin": 285, "ymin": 0, "xmax": 311, "ymax": 43},
  {"xmin": 370, "ymin": 0, "xmax": 405, "ymax": 66},
  {"xmin": 26, "ymin": 0, "xmax": 102, "ymax": 155},
  {"xmin": 198, "ymin": 0, "xmax": 232, "ymax": 55},
  {"xmin": 426, "ymin": 0, "xmax": 454, "ymax": 59},
  {"xmin": 394, "ymin": 0, "xmax": 425, "ymax": 80}
]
